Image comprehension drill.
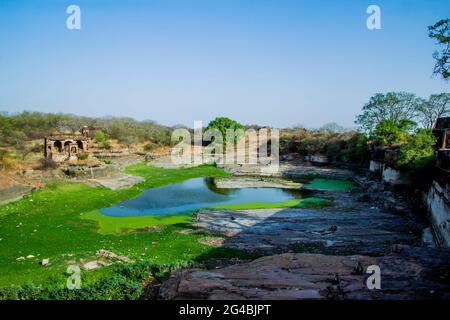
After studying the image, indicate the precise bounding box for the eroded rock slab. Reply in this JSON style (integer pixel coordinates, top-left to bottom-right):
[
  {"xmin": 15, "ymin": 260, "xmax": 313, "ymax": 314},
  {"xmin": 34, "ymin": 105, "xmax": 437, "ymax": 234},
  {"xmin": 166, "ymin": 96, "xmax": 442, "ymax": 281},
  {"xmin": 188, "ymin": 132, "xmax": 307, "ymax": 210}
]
[
  {"xmin": 0, "ymin": 176, "xmax": 33, "ymax": 204},
  {"xmin": 194, "ymin": 206, "xmax": 419, "ymax": 256},
  {"xmin": 219, "ymin": 163, "xmax": 356, "ymax": 180},
  {"xmin": 159, "ymin": 246, "xmax": 450, "ymax": 300},
  {"xmin": 213, "ymin": 176, "xmax": 301, "ymax": 189},
  {"xmin": 91, "ymin": 174, "xmax": 144, "ymax": 190}
]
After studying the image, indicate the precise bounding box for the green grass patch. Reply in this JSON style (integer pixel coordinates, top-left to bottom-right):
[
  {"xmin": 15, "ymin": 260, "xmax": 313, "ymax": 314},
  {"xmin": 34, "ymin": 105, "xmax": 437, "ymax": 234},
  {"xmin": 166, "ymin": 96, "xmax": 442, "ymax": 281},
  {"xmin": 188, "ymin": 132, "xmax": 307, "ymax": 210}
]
[
  {"xmin": 82, "ymin": 210, "xmax": 192, "ymax": 235},
  {"xmin": 0, "ymin": 163, "xmax": 233, "ymax": 289},
  {"xmin": 124, "ymin": 162, "xmax": 229, "ymax": 189},
  {"xmin": 211, "ymin": 197, "xmax": 332, "ymax": 210},
  {"xmin": 303, "ymin": 178, "xmax": 354, "ymax": 191}
]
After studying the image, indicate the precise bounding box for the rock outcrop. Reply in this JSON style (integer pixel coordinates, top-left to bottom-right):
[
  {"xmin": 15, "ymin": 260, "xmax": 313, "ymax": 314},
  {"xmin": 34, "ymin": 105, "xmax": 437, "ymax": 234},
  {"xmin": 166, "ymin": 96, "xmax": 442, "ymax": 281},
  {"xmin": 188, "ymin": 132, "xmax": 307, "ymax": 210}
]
[
  {"xmin": 218, "ymin": 163, "xmax": 356, "ymax": 180},
  {"xmin": 0, "ymin": 176, "xmax": 33, "ymax": 204},
  {"xmin": 213, "ymin": 176, "xmax": 301, "ymax": 189},
  {"xmin": 194, "ymin": 204, "xmax": 419, "ymax": 256},
  {"xmin": 159, "ymin": 246, "xmax": 450, "ymax": 300},
  {"xmin": 91, "ymin": 174, "xmax": 144, "ymax": 190}
]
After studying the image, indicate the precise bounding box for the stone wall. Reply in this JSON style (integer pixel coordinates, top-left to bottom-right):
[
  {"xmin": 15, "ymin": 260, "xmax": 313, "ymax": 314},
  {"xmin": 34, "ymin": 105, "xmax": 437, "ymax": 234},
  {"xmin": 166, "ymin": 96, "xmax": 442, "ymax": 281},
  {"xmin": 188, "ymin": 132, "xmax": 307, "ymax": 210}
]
[
  {"xmin": 425, "ymin": 179, "xmax": 450, "ymax": 247},
  {"xmin": 380, "ymin": 165, "xmax": 412, "ymax": 186},
  {"xmin": 304, "ymin": 154, "xmax": 329, "ymax": 164},
  {"xmin": 369, "ymin": 140, "xmax": 450, "ymax": 247},
  {"xmin": 369, "ymin": 160, "xmax": 382, "ymax": 173},
  {"xmin": 368, "ymin": 160, "xmax": 410, "ymax": 186},
  {"xmin": 0, "ymin": 180, "xmax": 33, "ymax": 204},
  {"xmin": 61, "ymin": 164, "xmax": 117, "ymax": 179}
]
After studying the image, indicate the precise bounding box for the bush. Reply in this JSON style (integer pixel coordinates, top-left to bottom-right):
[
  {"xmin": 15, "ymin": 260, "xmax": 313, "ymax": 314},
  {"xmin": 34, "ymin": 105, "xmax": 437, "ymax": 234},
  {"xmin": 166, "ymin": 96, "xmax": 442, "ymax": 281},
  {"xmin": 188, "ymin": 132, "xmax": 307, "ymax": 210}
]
[
  {"xmin": 0, "ymin": 262, "xmax": 159, "ymax": 300},
  {"xmin": 39, "ymin": 158, "xmax": 58, "ymax": 170},
  {"xmin": 299, "ymin": 136, "xmax": 327, "ymax": 155},
  {"xmin": 394, "ymin": 129, "xmax": 436, "ymax": 172},
  {"xmin": 100, "ymin": 140, "xmax": 112, "ymax": 150},
  {"xmin": 143, "ymin": 142, "xmax": 158, "ymax": 152},
  {"xmin": 94, "ymin": 130, "xmax": 106, "ymax": 144},
  {"xmin": 76, "ymin": 152, "xmax": 89, "ymax": 161},
  {"xmin": 0, "ymin": 149, "xmax": 14, "ymax": 170},
  {"xmin": 205, "ymin": 117, "xmax": 245, "ymax": 145},
  {"xmin": 281, "ymin": 129, "xmax": 369, "ymax": 165},
  {"xmin": 372, "ymin": 119, "xmax": 416, "ymax": 147}
]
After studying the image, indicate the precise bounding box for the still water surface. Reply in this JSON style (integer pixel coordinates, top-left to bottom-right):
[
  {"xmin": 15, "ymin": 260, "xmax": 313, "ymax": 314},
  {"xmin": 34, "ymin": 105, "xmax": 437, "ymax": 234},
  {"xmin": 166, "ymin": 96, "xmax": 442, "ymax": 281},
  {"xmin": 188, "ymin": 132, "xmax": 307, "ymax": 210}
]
[{"xmin": 100, "ymin": 178, "xmax": 302, "ymax": 217}]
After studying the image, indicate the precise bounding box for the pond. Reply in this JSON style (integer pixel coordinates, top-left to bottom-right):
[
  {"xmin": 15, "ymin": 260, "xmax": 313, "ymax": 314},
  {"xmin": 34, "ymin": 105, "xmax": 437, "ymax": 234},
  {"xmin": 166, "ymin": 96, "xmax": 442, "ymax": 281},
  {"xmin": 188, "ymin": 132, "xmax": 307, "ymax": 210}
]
[{"xmin": 100, "ymin": 178, "xmax": 304, "ymax": 217}]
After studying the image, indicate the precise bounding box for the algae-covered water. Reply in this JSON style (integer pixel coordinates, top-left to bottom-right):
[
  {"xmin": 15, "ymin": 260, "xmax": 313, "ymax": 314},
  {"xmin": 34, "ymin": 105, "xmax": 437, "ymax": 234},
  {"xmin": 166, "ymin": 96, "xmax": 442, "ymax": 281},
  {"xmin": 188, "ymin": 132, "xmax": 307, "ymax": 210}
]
[
  {"xmin": 303, "ymin": 178, "xmax": 355, "ymax": 191},
  {"xmin": 100, "ymin": 178, "xmax": 303, "ymax": 217},
  {"xmin": 100, "ymin": 177, "xmax": 354, "ymax": 217}
]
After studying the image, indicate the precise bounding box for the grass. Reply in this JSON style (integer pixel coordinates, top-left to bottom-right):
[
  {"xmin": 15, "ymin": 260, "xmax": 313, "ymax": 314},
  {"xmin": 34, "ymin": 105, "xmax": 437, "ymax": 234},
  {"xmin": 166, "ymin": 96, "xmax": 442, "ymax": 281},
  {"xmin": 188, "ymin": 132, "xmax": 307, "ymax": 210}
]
[
  {"xmin": 124, "ymin": 162, "xmax": 229, "ymax": 189},
  {"xmin": 303, "ymin": 178, "xmax": 355, "ymax": 191},
  {"xmin": 0, "ymin": 163, "xmax": 230, "ymax": 288},
  {"xmin": 211, "ymin": 197, "xmax": 332, "ymax": 210},
  {"xmin": 82, "ymin": 210, "xmax": 193, "ymax": 235},
  {"xmin": 0, "ymin": 162, "xmax": 334, "ymax": 295}
]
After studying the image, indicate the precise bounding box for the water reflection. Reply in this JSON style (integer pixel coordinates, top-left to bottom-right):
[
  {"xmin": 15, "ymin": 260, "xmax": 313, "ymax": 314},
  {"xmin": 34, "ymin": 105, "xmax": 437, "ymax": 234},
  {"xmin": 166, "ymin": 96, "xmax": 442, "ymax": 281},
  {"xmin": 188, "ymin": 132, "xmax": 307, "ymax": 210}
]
[{"xmin": 100, "ymin": 178, "xmax": 303, "ymax": 217}]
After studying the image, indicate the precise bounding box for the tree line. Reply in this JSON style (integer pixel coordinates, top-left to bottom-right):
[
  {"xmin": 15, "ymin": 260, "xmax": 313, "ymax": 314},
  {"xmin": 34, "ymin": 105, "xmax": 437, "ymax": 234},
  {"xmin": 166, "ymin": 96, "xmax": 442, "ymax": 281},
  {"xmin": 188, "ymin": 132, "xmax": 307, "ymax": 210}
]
[{"xmin": 0, "ymin": 112, "xmax": 172, "ymax": 147}]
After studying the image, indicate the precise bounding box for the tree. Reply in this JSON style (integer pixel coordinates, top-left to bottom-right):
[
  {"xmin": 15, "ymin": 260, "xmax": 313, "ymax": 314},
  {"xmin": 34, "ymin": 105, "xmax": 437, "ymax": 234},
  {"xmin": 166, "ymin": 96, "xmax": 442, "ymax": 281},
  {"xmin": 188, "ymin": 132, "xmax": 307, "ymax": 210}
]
[
  {"xmin": 429, "ymin": 19, "xmax": 450, "ymax": 80},
  {"xmin": 373, "ymin": 119, "xmax": 416, "ymax": 147},
  {"xmin": 395, "ymin": 129, "xmax": 436, "ymax": 172},
  {"xmin": 320, "ymin": 122, "xmax": 345, "ymax": 133},
  {"xmin": 56, "ymin": 118, "xmax": 85, "ymax": 133},
  {"xmin": 355, "ymin": 92, "xmax": 420, "ymax": 134},
  {"xmin": 16, "ymin": 143, "xmax": 42, "ymax": 160},
  {"xmin": 94, "ymin": 130, "xmax": 106, "ymax": 144},
  {"xmin": 119, "ymin": 135, "xmax": 137, "ymax": 151},
  {"xmin": 416, "ymin": 93, "xmax": 450, "ymax": 129},
  {"xmin": 205, "ymin": 117, "xmax": 245, "ymax": 144},
  {"xmin": 0, "ymin": 149, "xmax": 14, "ymax": 170}
]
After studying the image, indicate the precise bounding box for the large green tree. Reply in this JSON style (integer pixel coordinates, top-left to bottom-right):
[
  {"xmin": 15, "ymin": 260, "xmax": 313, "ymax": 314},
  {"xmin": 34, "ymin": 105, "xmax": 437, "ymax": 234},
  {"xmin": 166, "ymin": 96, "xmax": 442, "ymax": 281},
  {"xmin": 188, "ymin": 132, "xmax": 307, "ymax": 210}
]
[
  {"xmin": 395, "ymin": 129, "xmax": 436, "ymax": 172},
  {"xmin": 355, "ymin": 92, "xmax": 420, "ymax": 134},
  {"xmin": 416, "ymin": 93, "xmax": 450, "ymax": 128},
  {"xmin": 372, "ymin": 119, "xmax": 416, "ymax": 146},
  {"xmin": 429, "ymin": 18, "xmax": 450, "ymax": 80},
  {"xmin": 205, "ymin": 117, "xmax": 245, "ymax": 144}
]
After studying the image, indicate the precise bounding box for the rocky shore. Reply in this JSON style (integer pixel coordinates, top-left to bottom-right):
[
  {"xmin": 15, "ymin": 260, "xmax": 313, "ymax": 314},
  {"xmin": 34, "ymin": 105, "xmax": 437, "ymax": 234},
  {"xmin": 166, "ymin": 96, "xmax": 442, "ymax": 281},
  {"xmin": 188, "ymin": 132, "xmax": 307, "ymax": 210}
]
[
  {"xmin": 159, "ymin": 245, "xmax": 450, "ymax": 300},
  {"xmin": 159, "ymin": 162, "xmax": 450, "ymax": 300}
]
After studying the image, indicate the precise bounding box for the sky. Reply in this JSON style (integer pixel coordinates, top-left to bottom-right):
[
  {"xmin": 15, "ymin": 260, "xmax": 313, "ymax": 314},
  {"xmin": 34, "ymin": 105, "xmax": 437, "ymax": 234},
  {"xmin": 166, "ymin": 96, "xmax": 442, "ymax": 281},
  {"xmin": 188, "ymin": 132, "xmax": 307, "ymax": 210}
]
[{"xmin": 0, "ymin": 0, "xmax": 449, "ymax": 128}]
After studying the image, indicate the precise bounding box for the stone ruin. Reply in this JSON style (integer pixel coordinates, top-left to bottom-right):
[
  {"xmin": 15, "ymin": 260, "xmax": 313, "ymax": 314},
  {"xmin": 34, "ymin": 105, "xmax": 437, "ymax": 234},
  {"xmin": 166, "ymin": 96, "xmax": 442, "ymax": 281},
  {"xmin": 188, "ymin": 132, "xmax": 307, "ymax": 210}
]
[
  {"xmin": 428, "ymin": 117, "xmax": 450, "ymax": 247},
  {"xmin": 433, "ymin": 117, "xmax": 450, "ymax": 171},
  {"xmin": 44, "ymin": 126, "xmax": 91, "ymax": 162}
]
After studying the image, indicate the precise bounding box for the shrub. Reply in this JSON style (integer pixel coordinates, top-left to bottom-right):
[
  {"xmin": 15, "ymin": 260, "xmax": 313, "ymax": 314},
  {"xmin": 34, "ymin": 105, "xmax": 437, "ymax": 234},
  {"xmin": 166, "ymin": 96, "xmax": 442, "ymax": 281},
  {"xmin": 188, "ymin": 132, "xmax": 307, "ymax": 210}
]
[
  {"xmin": 143, "ymin": 142, "xmax": 158, "ymax": 152},
  {"xmin": 394, "ymin": 128, "xmax": 436, "ymax": 172},
  {"xmin": 94, "ymin": 130, "xmax": 106, "ymax": 144},
  {"xmin": 100, "ymin": 140, "xmax": 112, "ymax": 150},
  {"xmin": 205, "ymin": 117, "xmax": 245, "ymax": 145},
  {"xmin": 372, "ymin": 119, "xmax": 416, "ymax": 147},
  {"xmin": 76, "ymin": 152, "xmax": 89, "ymax": 160},
  {"xmin": 0, "ymin": 262, "xmax": 159, "ymax": 300},
  {"xmin": 39, "ymin": 158, "xmax": 58, "ymax": 170},
  {"xmin": 0, "ymin": 149, "xmax": 14, "ymax": 170}
]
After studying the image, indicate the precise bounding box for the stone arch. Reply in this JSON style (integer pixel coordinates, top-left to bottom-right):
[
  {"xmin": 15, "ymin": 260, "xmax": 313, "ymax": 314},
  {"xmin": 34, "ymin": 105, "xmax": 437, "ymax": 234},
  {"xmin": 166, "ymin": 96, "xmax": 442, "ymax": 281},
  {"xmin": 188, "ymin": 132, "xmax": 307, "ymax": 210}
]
[
  {"xmin": 76, "ymin": 140, "xmax": 84, "ymax": 151},
  {"xmin": 54, "ymin": 140, "xmax": 62, "ymax": 152},
  {"xmin": 64, "ymin": 140, "xmax": 73, "ymax": 153}
]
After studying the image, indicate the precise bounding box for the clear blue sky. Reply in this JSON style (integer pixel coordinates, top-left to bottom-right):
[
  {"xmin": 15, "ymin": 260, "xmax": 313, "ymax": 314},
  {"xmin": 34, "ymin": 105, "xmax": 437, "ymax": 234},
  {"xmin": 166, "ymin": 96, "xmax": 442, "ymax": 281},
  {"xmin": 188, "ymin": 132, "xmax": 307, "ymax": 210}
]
[{"xmin": 0, "ymin": 0, "xmax": 448, "ymax": 128}]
